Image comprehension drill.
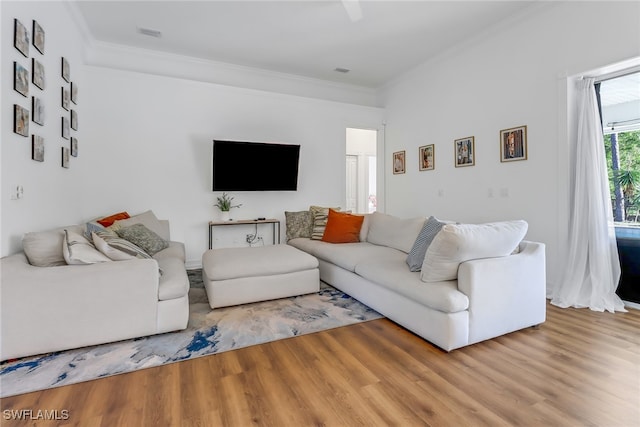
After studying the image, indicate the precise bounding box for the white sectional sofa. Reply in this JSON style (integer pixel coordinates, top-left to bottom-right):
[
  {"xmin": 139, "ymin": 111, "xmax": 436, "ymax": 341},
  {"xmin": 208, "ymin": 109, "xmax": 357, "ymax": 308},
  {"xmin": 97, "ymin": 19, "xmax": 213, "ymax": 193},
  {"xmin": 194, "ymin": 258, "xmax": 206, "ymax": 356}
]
[
  {"xmin": 0, "ymin": 213, "xmax": 189, "ymax": 361},
  {"xmin": 287, "ymin": 211, "xmax": 546, "ymax": 351}
]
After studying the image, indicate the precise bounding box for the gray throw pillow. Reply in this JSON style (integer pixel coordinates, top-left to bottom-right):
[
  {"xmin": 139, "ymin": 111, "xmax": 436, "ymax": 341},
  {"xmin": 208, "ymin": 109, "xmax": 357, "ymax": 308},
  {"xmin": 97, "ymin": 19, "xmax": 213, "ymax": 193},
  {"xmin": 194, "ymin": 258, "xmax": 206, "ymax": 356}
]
[
  {"xmin": 406, "ymin": 216, "xmax": 445, "ymax": 272},
  {"xmin": 285, "ymin": 211, "xmax": 312, "ymax": 241},
  {"xmin": 115, "ymin": 223, "xmax": 169, "ymax": 256}
]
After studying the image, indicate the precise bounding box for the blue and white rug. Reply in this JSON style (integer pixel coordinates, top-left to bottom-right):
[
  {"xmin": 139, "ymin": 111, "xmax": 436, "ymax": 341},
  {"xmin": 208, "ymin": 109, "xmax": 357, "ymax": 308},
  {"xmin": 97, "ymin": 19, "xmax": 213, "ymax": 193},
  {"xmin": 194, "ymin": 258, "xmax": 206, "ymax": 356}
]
[{"xmin": 0, "ymin": 271, "xmax": 381, "ymax": 398}]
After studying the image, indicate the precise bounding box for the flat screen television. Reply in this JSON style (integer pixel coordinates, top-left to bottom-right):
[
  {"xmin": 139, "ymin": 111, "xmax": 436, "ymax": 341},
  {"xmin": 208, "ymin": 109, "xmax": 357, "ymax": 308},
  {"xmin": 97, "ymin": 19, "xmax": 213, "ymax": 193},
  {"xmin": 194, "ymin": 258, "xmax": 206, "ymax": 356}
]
[{"xmin": 212, "ymin": 140, "xmax": 300, "ymax": 191}]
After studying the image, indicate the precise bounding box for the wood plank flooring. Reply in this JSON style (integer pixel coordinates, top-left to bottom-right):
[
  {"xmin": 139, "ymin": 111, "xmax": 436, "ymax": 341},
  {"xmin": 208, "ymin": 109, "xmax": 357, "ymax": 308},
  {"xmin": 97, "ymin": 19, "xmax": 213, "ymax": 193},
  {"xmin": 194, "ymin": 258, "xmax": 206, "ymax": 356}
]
[{"xmin": 1, "ymin": 302, "xmax": 638, "ymax": 427}]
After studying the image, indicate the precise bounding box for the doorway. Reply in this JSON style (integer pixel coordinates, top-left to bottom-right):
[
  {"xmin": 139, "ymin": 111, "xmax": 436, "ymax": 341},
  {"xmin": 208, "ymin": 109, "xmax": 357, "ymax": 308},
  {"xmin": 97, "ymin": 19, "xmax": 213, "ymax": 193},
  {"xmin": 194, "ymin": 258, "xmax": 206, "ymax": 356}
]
[{"xmin": 346, "ymin": 128, "xmax": 377, "ymax": 213}]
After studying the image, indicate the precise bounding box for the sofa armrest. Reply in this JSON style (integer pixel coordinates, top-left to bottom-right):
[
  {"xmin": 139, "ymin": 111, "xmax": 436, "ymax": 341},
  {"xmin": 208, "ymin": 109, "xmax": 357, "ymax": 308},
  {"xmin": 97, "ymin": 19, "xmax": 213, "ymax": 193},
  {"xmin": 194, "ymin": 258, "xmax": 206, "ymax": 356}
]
[
  {"xmin": 457, "ymin": 241, "xmax": 546, "ymax": 344},
  {"xmin": 1, "ymin": 253, "xmax": 160, "ymax": 360}
]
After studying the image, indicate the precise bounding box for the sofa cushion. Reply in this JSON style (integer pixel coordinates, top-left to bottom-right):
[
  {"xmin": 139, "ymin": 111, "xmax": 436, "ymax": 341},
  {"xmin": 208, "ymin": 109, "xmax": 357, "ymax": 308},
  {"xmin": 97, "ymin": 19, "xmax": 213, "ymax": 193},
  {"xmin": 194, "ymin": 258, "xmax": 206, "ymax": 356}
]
[
  {"xmin": 322, "ymin": 209, "xmax": 365, "ymax": 243},
  {"xmin": 406, "ymin": 216, "xmax": 445, "ymax": 272},
  {"xmin": 156, "ymin": 257, "xmax": 190, "ymax": 301},
  {"xmin": 203, "ymin": 244, "xmax": 318, "ymax": 281},
  {"xmin": 97, "ymin": 211, "xmax": 130, "ymax": 227},
  {"xmin": 110, "ymin": 210, "xmax": 168, "ymax": 240},
  {"xmin": 115, "ymin": 224, "xmax": 169, "ymax": 256},
  {"xmin": 355, "ymin": 258, "xmax": 469, "ymax": 313},
  {"xmin": 309, "ymin": 205, "xmax": 341, "ymax": 240},
  {"xmin": 288, "ymin": 238, "xmax": 403, "ymax": 272},
  {"xmin": 421, "ymin": 220, "xmax": 528, "ymax": 282},
  {"xmin": 93, "ymin": 230, "xmax": 152, "ymax": 259},
  {"xmin": 285, "ymin": 210, "xmax": 312, "ymax": 241},
  {"xmin": 366, "ymin": 212, "xmax": 425, "ymax": 253},
  {"xmin": 22, "ymin": 224, "xmax": 84, "ymax": 267},
  {"xmin": 63, "ymin": 229, "xmax": 111, "ymax": 265},
  {"xmin": 153, "ymin": 241, "xmax": 186, "ymax": 263}
]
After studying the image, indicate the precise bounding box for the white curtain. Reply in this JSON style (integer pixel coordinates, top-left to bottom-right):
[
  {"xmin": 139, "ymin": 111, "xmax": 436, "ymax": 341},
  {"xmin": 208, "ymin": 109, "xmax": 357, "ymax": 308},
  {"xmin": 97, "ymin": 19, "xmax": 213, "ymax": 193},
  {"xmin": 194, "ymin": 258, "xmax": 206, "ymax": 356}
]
[{"xmin": 551, "ymin": 77, "xmax": 627, "ymax": 313}]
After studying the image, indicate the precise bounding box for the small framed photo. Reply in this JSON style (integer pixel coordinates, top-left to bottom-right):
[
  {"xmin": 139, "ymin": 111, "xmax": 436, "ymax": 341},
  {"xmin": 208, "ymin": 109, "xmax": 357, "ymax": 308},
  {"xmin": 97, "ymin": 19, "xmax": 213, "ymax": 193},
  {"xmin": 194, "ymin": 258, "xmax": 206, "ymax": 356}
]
[
  {"xmin": 14, "ymin": 105, "xmax": 30, "ymax": 137},
  {"xmin": 14, "ymin": 62, "xmax": 29, "ymax": 97},
  {"xmin": 500, "ymin": 125, "xmax": 528, "ymax": 162},
  {"xmin": 14, "ymin": 19, "xmax": 29, "ymax": 57},
  {"xmin": 454, "ymin": 136, "xmax": 475, "ymax": 167},
  {"xmin": 62, "ymin": 147, "xmax": 70, "ymax": 168},
  {"xmin": 62, "ymin": 87, "xmax": 70, "ymax": 110},
  {"xmin": 393, "ymin": 150, "xmax": 406, "ymax": 174},
  {"xmin": 32, "ymin": 135, "xmax": 44, "ymax": 162},
  {"xmin": 32, "ymin": 58, "xmax": 45, "ymax": 90},
  {"xmin": 419, "ymin": 144, "xmax": 435, "ymax": 171},
  {"xmin": 62, "ymin": 116, "xmax": 70, "ymax": 139},
  {"xmin": 71, "ymin": 110, "xmax": 78, "ymax": 131},
  {"xmin": 71, "ymin": 82, "xmax": 78, "ymax": 104},
  {"xmin": 71, "ymin": 137, "xmax": 78, "ymax": 157},
  {"xmin": 33, "ymin": 20, "xmax": 45, "ymax": 54},
  {"xmin": 32, "ymin": 96, "xmax": 45, "ymax": 125},
  {"xmin": 61, "ymin": 57, "xmax": 70, "ymax": 82}
]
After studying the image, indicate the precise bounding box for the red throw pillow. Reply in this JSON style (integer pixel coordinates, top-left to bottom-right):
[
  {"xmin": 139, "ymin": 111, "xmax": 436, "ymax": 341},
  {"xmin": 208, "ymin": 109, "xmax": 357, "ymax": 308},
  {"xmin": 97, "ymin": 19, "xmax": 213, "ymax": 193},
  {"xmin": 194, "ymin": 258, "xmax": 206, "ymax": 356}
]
[
  {"xmin": 321, "ymin": 209, "xmax": 364, "ymax": 243},
  {"xmin": 97, "ymin": 211, "xmax": 130, "ymax": 227}
]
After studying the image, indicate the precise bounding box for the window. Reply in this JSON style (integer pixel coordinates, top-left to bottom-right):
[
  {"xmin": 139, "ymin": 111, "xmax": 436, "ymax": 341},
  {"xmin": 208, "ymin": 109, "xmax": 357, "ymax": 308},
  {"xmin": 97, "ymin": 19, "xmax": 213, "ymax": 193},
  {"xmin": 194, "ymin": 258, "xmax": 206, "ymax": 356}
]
[{"xmin": 599, "ymin": 72, "xmax": 640, "ymax": 225}]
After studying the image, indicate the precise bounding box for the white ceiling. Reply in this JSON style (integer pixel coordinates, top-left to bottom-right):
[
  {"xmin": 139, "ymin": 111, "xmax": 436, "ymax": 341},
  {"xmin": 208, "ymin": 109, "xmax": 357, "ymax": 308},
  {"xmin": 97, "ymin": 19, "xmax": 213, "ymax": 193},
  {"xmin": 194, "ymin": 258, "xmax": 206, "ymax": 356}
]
[{"xmin": 74, "ymin": 0, "xmax": 538, "ymax": 88}]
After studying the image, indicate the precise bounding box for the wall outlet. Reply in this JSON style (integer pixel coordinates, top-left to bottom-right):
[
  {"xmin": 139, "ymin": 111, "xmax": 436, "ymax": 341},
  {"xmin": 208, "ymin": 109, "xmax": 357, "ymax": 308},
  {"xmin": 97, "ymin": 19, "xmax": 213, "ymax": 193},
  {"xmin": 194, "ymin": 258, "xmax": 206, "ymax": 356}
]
[{"xmin": 10, "ymin": 185, "xmax": 24, "ymax": 200}]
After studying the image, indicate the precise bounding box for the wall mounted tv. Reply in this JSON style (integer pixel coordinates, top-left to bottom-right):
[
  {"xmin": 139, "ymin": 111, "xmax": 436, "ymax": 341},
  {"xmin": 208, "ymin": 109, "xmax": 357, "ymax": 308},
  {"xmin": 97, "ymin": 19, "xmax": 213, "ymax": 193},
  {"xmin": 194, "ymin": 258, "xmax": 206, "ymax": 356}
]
[{"xmin": 212, "ymin": 140, "xmax": 300, "ymax": 191}]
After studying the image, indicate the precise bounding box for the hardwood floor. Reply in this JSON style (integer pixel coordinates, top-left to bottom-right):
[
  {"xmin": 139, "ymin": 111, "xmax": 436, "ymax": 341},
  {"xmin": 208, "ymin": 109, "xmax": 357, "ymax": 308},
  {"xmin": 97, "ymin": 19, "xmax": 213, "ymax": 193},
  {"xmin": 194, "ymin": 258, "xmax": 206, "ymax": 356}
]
[{"xmin": 2, "ymin": 302, "xmax": 638, "ymax": 427}]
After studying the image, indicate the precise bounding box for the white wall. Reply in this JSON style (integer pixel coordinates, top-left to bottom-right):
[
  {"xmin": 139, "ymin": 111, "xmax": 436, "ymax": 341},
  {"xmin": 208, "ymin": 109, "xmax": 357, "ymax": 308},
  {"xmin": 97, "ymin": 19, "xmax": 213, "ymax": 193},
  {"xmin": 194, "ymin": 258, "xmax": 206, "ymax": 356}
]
[
  {"xmin": 1, "ymin": 1, "xmax": 87, "ymax": 255},
  {"xmin": 1, "ymin": 2, "xmax": 384, "ymax": 266},
  {"xmin": 379, "ymin": 2, "xmax": 640, "ymax": 288}
]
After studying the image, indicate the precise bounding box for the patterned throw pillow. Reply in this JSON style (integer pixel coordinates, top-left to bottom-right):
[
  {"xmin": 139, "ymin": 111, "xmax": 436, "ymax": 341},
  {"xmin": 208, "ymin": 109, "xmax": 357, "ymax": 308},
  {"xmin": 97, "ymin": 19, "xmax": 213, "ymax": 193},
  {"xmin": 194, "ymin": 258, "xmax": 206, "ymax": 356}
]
[
  {"xmin": 115, "ymin": 223, "xmax": 169, "ymax": 256},
  {"xmin": 93, "ymin": 229, "xmax": 152, "ymax": 260},
  {"xmin": 62, "ymin": 229, "xmax": 111, "ymax": 265},
  {"xmin": 309, "ymin": 206, "xmax": 341, "ymax": 240},
  {"xmin": 406, "ymin": 216, "xmax": 445, "ymax": 272},
  {"xmin": 285, "ymin": 211, "xmax": 312, "ymax": 241}
]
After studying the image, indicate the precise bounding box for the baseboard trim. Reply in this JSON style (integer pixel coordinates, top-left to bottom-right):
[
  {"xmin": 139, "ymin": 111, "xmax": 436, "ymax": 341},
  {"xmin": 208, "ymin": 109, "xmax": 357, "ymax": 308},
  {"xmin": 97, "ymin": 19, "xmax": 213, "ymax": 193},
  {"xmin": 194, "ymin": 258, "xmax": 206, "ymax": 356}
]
[
  {"xmin": 623, "ymin": 300, "xmax": 640, "ymax": 311},
  {"xmin": 186, "ymin": 260, "xmax": 202, "ymax": 270}
]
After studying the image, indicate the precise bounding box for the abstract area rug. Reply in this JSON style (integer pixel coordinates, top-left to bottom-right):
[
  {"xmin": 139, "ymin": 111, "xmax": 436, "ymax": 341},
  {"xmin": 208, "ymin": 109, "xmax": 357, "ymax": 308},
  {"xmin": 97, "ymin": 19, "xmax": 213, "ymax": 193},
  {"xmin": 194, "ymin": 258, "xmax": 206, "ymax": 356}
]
[{"xmin": 0, "ymin": 270, "xmax": 381, "ymax": 398}]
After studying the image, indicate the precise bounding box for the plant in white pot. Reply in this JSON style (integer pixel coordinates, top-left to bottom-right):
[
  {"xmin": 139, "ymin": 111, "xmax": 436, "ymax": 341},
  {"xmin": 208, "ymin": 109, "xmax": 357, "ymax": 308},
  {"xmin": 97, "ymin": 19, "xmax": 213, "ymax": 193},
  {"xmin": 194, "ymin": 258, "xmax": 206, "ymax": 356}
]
[{"xmin": 215, "ymin": 192, "xmax": 242, "ymax": 221}]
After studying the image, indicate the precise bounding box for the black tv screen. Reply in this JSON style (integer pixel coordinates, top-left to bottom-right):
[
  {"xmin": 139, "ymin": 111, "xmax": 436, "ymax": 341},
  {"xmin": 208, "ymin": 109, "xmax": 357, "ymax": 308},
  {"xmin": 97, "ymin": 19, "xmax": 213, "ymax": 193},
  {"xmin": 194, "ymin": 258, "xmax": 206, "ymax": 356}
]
[{"xmin": 212, "ymin": 140, "xmax": 300, "ymax": 191}]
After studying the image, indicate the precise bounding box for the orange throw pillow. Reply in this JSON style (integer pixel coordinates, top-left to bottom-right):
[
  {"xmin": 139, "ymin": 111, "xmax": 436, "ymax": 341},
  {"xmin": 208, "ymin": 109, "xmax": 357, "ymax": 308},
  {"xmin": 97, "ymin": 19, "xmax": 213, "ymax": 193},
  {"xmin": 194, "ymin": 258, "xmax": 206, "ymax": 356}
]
[
  {"xmin": 321, "ymin": 209, "xmax": 364, "ymax": 243},
  {"xmin": 97, "ymin": 211, "xmax": 130, "ymax": 227}
]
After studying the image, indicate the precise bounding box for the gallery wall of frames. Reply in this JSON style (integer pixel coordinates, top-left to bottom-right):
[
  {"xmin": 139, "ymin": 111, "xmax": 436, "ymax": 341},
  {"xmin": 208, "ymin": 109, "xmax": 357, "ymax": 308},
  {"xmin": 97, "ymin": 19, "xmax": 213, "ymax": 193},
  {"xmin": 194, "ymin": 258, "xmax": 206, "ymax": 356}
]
[{"xmin": 12, "ymin": 18, "xmax": 78, "ymax": 168}]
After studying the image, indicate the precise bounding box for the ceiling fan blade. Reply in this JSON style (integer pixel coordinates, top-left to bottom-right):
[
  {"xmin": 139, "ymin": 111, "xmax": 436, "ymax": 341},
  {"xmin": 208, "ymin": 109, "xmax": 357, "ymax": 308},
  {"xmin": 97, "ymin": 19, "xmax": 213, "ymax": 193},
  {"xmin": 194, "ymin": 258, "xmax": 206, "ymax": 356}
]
[{"xmin": 341, "ymin": 0, "xmax": 363, "ymax": 22}]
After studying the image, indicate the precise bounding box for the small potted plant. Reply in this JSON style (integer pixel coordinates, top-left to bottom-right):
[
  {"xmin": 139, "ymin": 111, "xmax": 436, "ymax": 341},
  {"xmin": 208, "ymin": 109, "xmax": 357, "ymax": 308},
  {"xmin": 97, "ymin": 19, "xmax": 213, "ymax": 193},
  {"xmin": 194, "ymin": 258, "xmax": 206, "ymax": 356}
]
[{"xmin": 215, "ymin": 192, "xmax": 242, "ymax": 221}]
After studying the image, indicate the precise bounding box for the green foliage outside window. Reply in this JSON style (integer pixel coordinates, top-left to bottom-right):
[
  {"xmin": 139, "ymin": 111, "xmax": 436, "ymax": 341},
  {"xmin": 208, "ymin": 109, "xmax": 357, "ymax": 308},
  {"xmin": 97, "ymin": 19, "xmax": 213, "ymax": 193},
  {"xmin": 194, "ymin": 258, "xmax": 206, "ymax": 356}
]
[{"xmin": 604, "ymin": 130, "xmax": 640, "ymax": 224}]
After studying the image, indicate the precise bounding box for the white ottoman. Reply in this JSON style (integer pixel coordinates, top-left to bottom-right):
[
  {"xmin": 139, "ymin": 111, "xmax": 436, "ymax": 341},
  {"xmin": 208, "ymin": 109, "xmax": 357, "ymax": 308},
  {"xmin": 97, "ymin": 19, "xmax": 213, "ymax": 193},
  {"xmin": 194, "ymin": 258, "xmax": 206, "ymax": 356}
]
[{"xmin": 202, "ymin": 244, "xmax": 320, "ymax": 309}]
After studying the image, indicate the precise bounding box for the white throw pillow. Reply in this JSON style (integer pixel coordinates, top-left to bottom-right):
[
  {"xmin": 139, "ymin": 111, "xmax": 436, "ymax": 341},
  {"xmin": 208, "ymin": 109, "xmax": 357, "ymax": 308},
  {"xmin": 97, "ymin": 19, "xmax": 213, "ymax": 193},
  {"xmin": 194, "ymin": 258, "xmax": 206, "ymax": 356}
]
[
  {"xmin": 62, "ymin": 229, "xmax": 111, "ymax": 265},
  {"xmin": 92, "ymin": 232, "xmax": 136, "ymax": 261},
  {"xmin": 366, "ymin": 212, "xmax": 425, "ymax": 253},
  {"xmin": 420, "ymin": 220, "xmax": 528, "ymax": 282}
]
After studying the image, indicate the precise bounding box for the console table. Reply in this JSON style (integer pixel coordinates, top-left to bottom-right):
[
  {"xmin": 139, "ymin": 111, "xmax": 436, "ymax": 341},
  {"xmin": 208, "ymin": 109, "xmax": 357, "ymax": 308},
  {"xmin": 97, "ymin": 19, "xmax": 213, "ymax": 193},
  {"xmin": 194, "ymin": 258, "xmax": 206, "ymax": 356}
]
[{"xmin": 208, "ymin": 219, "xmax": 281, "ymax": 249}]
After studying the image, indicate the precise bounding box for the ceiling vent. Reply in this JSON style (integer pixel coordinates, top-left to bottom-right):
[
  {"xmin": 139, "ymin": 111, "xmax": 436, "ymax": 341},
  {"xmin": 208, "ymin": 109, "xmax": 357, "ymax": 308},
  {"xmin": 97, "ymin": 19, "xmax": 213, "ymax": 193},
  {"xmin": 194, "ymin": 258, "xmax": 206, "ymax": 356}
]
[
  {"xmin": 137, "ymin": 27, "xmax": 162, "ymax": 38},
  {"xmin": 334, "ymin": 67, "xmax": 351, "ymax": 73}
]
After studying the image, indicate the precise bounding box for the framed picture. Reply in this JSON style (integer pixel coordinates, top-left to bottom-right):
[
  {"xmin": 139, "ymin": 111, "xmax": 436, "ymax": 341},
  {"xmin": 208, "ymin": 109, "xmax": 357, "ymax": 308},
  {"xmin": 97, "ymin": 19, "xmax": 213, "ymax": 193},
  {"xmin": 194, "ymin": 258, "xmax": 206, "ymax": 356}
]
[
  {"xmin": 14, "ymin": 61, "xmax": 28, "ymax": 97},
  {"xmin": 62, "ymin": 147, "xmax": 70, "ymax": 168},
  {"xmin": 33, "ymin": 20, "xmax": 45, "ymax": 54},
  {"xmin": 32, "ymin": 135, "xmax": 44, "ymax": 162},
  {"xmin": 32, "ymin": 96, "xmax": 45, "ymax": 125},
  {"xmin": 14, "ymin": 19, "xmax": 29, "ymax": 57},
  {"xmin": 71, "ymin": 82, "xmax": 78, "ymax": 104},
  {"xmin": 61, "ymin": 57, "xmax": 70, "ymax": 82},
  {"xmin": 419, "ymin": 144, "xmax": 435, "ymax": 171},
  {"xmin": 62, "ymin": 87, "xmax": 70, "ymax": 110},
  {"xmin": 62, "ymin": 116, "xmax": 70, "ymax": 139},
  {"xmin": 71, "ymin": 110, "xmax": 78, "ymax": 131},
  {"xmin": 500, "ymin": 125, "xmax": 528, "ymax": 162},
  {"xmin": 32, "ymin": 58, "xmax": 45, "ymax": 90},
  {"xmin": 71, "ymin": 137, "xmax": 78, "ymax": 157},
  {"xmin": 454, "ymin": 136, "xmax": 475, "ymax": 167},
  {"xmin": 14, "ymin": 105, "xmax": 29, "ymax": 137},
  {"xmin": 393, "ymin": 150, "xmax": 406, "ymax": 174}
]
